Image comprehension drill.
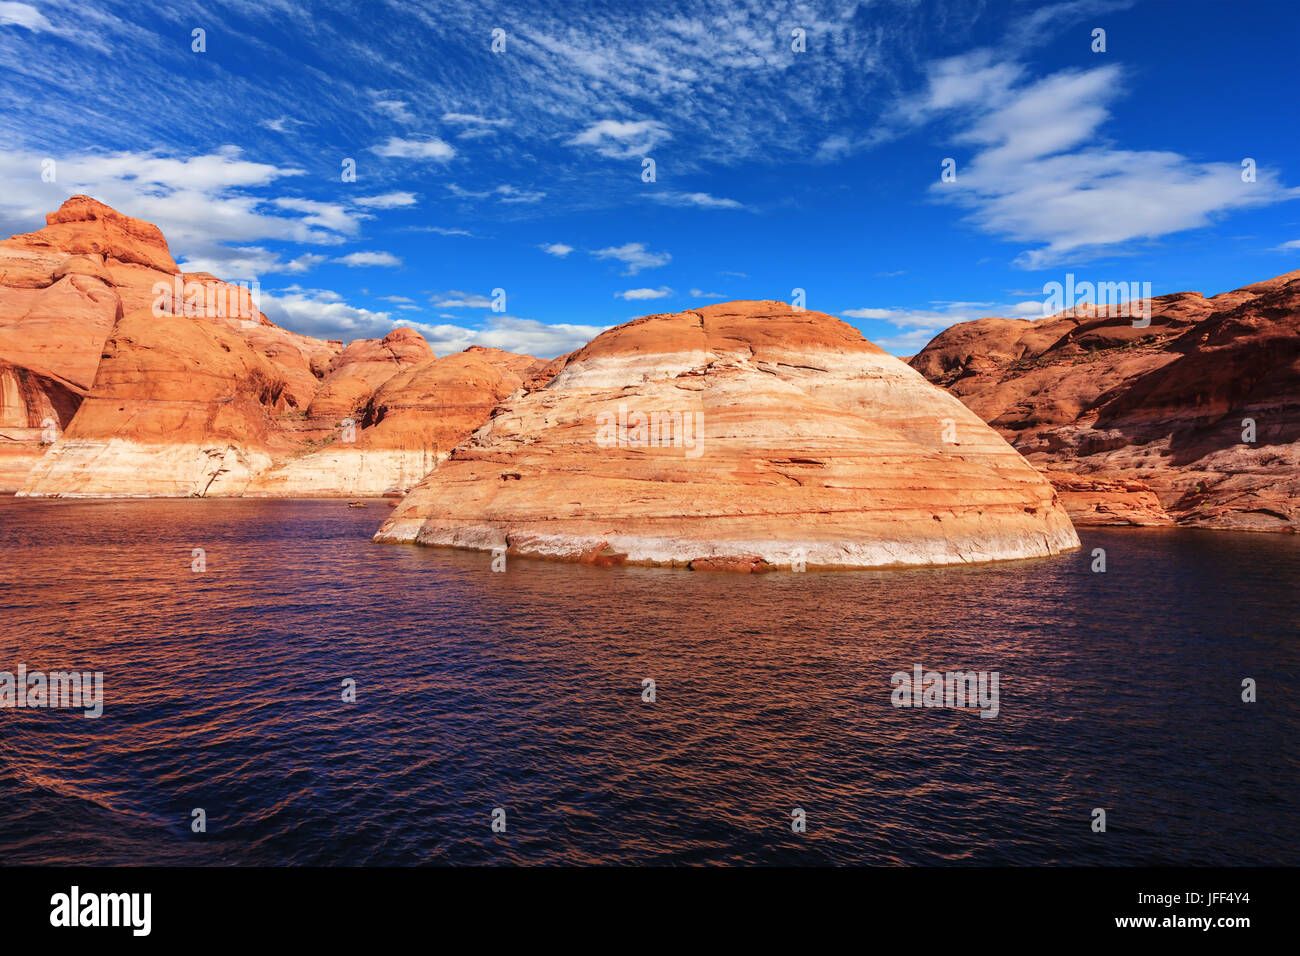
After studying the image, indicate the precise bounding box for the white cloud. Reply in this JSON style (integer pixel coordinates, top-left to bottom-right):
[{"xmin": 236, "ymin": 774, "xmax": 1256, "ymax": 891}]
[
  {"xmin": 259, "ymin": 286, "xmax": 394, "ymax": 340},
  {"xmin": 431, "ymin": 291, "xmax": 495, "ymax": 309},
  {"xmin": 0, "ymin": 2, "xmax": 52, "ymax": 31},
  {"xmin": 540, "ymin": 242, "xmax": 574, "ymax": 257},
  {"xmin": 334, "ymin": 251, "xmax": 402, "ymax": 268},
  {"xmin": 871, "ymin": 328, "xmax": 943, "ymax": 354},
  {"xmin": 615, "ymin": 286, "xmax": 673, "ymax": 300},
  {"xmin": 380, "ymin": 295, "xmax": 414, "ymax": 304},
  {"xmin": 913, "ymin": 54, "xmax": 1299, "ymax": 267},
  {"xmin": 445, "ymin": 184, "xmax": 490, "ymax": 199},
  {"xmin": 0, "ymin": 147, "xmax": 376, "ymax": 277},
  {"xmin": 178, "ymin": 248, "xmax": 327, "ymax": 278},
  {"xmin": 374, "ymin": 99, "xmax": 415, "ymax": 123},
  {"xmin": 689, "ymin": 288, "xmax": 726, "ymax": 299},
  {"xmin": 272, "ymin": 197, "xmax": 364, "ymax": 235},
  {"xmin": 592, "ymin": 241, "xmax": 670, "ymax": 275},
  {"xmin": 353, "ymin": 191, "xmax": 418, "ymax": 209},
  {"xmin": 568, "ymin": 119, "xmax": 670, "ymax": 158},
  {"xmin": 842, "ymin": 303, "xmax": 1008, "ymax": 330},
  {"xmin": 442, "ymin": 112, "xmax": 508, "ymax": 125},
  {"xmin": 259, "ymin": 115, "xmax": 306, "ymax": 135},
  {"xmin": 447, "ymin": 183, "xmax": 544, "ymax": 203},
  {"xmin": 813, "ymin": 134, "xmax": 852, "ymax": 163},
  {"xmin": 369, "ymin": 137, "xmax": 455, "ymax": 160},
  {"xmin": 652, "ymin": 191, "xmax": 745, "ymax": 210},
  {"xmin": 412, "ymin": 315, "xmax": 606, "ymax": 359},
  {"xmin": 442, "ymin": 112, "xmax": 509, "ymax": 134},
  {"xmin": 838, "ymin": 297, "xmax": 1053, "ymax": 354},
  {"xmin": 496, "ymin": 185, "xmax": 545, "ymax": 204},
  {"xmin": 1010, "ymin": 300, "xmax": 1047, "ymax": 316},
  {"xmin": 410, "ymin": 225, "xmax": 473, "ymax": 237}
]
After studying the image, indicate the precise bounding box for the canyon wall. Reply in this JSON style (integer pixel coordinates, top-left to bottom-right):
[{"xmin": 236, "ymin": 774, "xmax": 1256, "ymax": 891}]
[{"xmin": 910, "ymin": 271, "xmax": 1300, "ymax": 531}]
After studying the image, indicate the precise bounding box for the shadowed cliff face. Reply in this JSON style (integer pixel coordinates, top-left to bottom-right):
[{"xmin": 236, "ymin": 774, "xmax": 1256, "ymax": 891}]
[
  {"xmin": 910, "ymin": 270, "xmax": 1300, "ymax": 532},
  {"xmin": 1, "ymin": 196, "xmax": 554, "ymax": 497},
  {"xmin": 376, "ymin": 301, "xmax": 1080, "ymax": 570}
]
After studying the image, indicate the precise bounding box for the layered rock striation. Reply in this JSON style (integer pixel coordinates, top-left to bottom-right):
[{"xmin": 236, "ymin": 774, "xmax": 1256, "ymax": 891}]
[
  {"xmin": 5, "ymin": 196, "xmax": 554, "ymax": 497},
  {"xmin": 376, "ymin": 302, "xmax": 1080, "ymax": 569},
  {"xmin": 910, "ymin": 271, "xmax": 1300, "ymax": 531}
]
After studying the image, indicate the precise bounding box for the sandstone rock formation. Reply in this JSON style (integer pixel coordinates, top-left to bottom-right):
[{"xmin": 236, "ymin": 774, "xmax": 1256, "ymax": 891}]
[
  {"xmin": 243, "ymin": 345, "xmax": 553, "ymax": 496},
  {"xmin": 1042, "ymin": 472, "xmax": 1173, "ymax": 527},
  {"xmin": 910, "ymin": 271, "xmax": 1300, "ymax": 531},
  {"xmin": 0, "ymin": 197, "xmax": 167, "ymax": 489},
  {"xmin": 375, "ymin": 302, "xmax": 1080, "ymax": 569},
  {"xmin": 5, "ymin": 196, "xmax": 554, "ymax": 497}
]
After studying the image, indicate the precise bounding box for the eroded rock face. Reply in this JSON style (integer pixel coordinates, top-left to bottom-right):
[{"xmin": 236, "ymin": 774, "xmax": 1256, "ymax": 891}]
[
  {"xmin": 376, "ymin": 302, "xmax": 1080, "ymax": 569},
  {"xmin": 0, "ymin": 361, "xmax": 86, "ymax": 490},
  {"xmin": 5, "ymin": 195, "xmax": 551, "ymax": 497},
  {"xmin": 19, "ymin": 309, "xmax": 284, "ymax": 496},
  {"xmin": 1043, "ymin": 472, "xmax": 1173, "ymax": 527},
  {"xmin": 0, "ymin": 196, "xmax": 175, "ymax": 489},
  {"xmin": 243, "ymin": 345, "xmax": 553, "ymax": 497},
  {"xmin": 910, "ymin": 271, "xmax": 1300, "ymax": 532}
]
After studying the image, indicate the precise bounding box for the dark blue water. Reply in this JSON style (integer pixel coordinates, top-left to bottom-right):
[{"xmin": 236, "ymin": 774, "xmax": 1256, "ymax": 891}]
[{"xmin": 0, "ymin": 498, "xmax": 1296, "ymax": 865}]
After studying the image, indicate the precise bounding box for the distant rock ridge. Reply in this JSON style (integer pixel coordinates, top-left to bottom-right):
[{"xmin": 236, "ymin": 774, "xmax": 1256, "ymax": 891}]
[
  {"xmin": 910, "ymin": 269, "xmax": 1300, "ymax": 531},
  {"xmin": 375, "ymin": 301, "xmax": 1080, "ymax": 569}
]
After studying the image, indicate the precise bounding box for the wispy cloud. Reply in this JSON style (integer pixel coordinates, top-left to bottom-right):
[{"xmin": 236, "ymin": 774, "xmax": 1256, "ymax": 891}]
[
  {"xmin": 430, "ymin": 291, "xmax": 495, "ymax": 309},
  {"xmin": 335, "ymin": 251, "xmax": 402, "ymax": 268},
  {"xmin": 262, "ymin": 287, "xmax": 603, "ymax": 358},
  {"xmin": 373, "ymin": 98, "xmax": 415, "ymax": 123},
  {"xmin": 260, "ymin": 285, "xmax": 394, "ymax": 340},
  {"xmin": 615, "ymin": 286, "xmax": 673, "ymax": 300},
  {"xmin": 911, "ymin": 52, "xmax": 1299, "ymax": 267},
  {"xmin": 272, "ymin": 197, "xmax": 364, "ymax": 235},
  {"xmin": 447, "ymin": 183, "xmax": 545, "ymax": 203},
  {"xmin": 592, "ymin": 241, "xmax": 670, "ymax": 275},
  {"xmin": 409, "ymin": 225, "xmax": 474, "ymax": 237},
  {"xmin": 178, "ymin": 248, "xmax": 328, "ymax": 278},
  {"xmin": 568, "ymin": 119, "xmax": 670, "ymax": 158},
  {"xmin": 840, "ymin": 297, "xmax": 1047, "ymax": 355},
  {"xmin": 258, "ymin": 115, "xmax": 306, "ymax": 134},
  {"xmin": 651, "ymin": 191, "xmax": 745, "ymax": 210},
  {"xmin": 540, "ymin": 242, "xmax": 574, "ymax": 257},
  {"xmin": 369, "ymin": 136, "xmax": 455, "ymax": 160},
  {"xmin": 442, "ymin": 112, "xmax": 509, "ymax": 137},
  {"xmin": 0, "ymin": 2, "xmax": 54, "ymax": 32},
  {"xmin": 0, "ymin": 147, "xmax": 362, "ymax": 275},
  {"xmin": 353, "ymin": 191, "xmax": 418, "ymax": 209},
  {"xmin": 412, "ymin": 315, "xmax": 607, "ymax": 358}
]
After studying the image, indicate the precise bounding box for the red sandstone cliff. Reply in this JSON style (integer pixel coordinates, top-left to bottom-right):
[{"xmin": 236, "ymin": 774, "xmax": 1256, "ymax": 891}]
[
  {"xmin": 375, "ymin": 302, "xmax": 1080, "ymax": 569},
  {"xmin": 2, "ymin": 196, "xmax": 553, "ymax": 497},
  {"xmin": 910, "ymin": 270, "xmax": 1300, "ymax": 531}
]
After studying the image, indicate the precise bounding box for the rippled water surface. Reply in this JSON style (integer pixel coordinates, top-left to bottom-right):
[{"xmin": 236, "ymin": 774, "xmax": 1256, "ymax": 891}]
[{"xmin": 0, "ymin": 497, "xmax": 1296, "ymax": 865}]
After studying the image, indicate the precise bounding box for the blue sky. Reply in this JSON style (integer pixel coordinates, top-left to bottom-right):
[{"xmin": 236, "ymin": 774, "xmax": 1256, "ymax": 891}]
[{"xmin": 1, "ymin": 0, "xmax": 1297, "ymax": 357}]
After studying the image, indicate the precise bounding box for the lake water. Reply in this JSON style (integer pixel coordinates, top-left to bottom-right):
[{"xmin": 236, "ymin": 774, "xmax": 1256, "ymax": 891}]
[{"xmin": 0, "ymin": 497, "xmax": 1296, "ymax": 865}]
